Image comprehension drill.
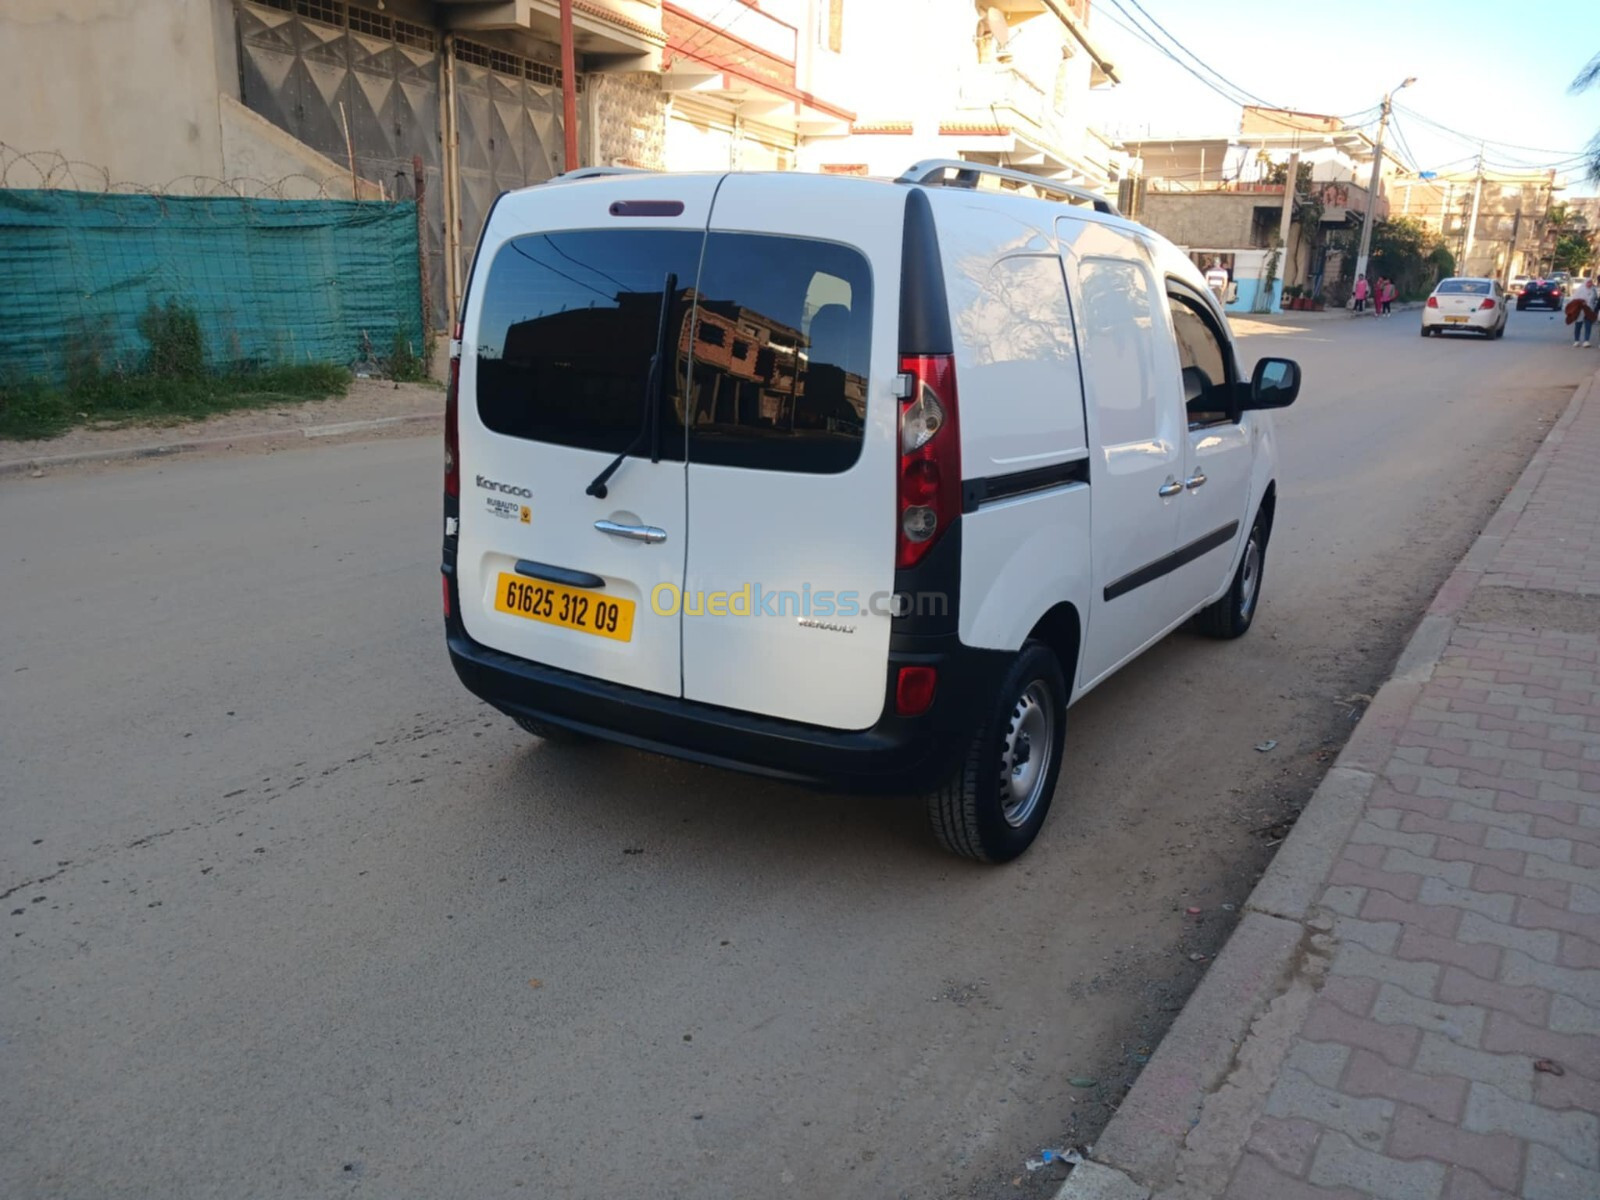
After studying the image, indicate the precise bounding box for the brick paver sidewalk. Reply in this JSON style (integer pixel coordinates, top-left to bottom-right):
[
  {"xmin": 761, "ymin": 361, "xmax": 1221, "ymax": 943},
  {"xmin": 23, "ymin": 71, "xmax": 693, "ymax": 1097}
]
[
  {"xmin": 1062, "ymin": 377, "xmax": 1600, "ymax": 1200},
  {"xmin": 1227, "ymin": 389, "xmax": 1600, "ymax": 1196}
]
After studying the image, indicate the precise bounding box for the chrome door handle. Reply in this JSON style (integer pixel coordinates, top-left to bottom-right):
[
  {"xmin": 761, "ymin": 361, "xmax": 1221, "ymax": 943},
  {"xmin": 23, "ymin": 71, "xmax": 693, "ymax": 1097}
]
[
  {"xmin": 1184, "ymin": 471, "xmax": 1207, "ymax": 490},
  {"xmin": 1158, "ymin": 478, "xmax": 1184, "ymax": 498},
  {"xmin": 594, "ymin": 519, "xmax": 667, "ymax": 544}
]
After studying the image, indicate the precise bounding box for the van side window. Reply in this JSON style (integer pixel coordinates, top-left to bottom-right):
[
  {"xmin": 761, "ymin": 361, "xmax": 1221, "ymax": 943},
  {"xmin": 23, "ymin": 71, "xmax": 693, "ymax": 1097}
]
[
  {"xmin": 1077, "ymin": 256, "xmax": 1161, "ymax": 446},
  {"xmin": 685, "ymin": 232, "xmax": 872, "ymax": 474},
  {"xmin": 1167, "ymin": 295, "xmax": 1235, "ymax": 427}
]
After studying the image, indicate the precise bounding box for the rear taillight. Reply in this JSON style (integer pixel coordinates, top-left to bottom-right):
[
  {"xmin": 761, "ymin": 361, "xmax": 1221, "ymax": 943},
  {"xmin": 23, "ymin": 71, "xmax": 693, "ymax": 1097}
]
[
  {"xmin": 1480, "ymin": 298, "xmax": 1497, "ymax": 310},
  {"xmin": 1426, "ymin": 296, "xmax": 1439, "ymax": 308},
  {"xmin": 895, "ymin": 665, "xmax": 938, "ymax": 716},
  {"xmin": 444, "ymin": 356, "xmax": 460, "ymax": 498},
  {"xmin": 896, "ymin": 354, "xmax": 961, "ymax": 570}
]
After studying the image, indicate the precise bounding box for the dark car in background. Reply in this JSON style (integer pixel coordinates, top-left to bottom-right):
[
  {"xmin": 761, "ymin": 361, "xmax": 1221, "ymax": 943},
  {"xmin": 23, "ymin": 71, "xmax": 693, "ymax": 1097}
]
[{"xmin": 1517, "ymin": 279, "xmax": 1563, "ymax": 310}]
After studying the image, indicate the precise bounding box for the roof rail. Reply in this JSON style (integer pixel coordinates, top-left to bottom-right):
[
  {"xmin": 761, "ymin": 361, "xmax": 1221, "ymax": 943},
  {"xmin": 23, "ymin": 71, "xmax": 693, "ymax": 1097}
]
[
  {"xmin": 895, "ymin": 158, "xmax": 1120, "ymax": 216},
  {"xmin": 548, "ymin": 166, "xmax": 659, "ymax": 183}
]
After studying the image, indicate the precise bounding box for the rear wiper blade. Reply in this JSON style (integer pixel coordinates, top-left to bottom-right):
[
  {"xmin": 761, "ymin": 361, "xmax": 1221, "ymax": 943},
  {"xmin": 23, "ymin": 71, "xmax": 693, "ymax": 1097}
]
[{"xmin": 586, "ymin": 271, "xmax": 677, "ymax": 499}]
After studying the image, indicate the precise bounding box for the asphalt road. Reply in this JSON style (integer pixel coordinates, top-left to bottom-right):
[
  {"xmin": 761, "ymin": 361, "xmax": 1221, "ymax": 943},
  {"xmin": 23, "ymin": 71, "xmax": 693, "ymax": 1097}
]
[{"xmin": 2, "ymin": 306, "xmax": 1591, "ymax": 1199}]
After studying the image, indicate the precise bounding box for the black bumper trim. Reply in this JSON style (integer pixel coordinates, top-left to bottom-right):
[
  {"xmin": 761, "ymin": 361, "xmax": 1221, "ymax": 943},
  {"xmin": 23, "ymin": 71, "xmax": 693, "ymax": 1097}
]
[{"xmin": 444, "ymin": 570, "xmax": 1008, "ymax": 792}]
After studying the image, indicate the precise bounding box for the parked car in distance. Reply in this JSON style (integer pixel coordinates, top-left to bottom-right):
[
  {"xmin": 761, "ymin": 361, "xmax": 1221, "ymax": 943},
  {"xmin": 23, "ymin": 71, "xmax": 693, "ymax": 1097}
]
[
  {"xmin": 1423, "ymin": 277, "xmax": 1507, "ymax": 338},
  {"xmin": 1518, "ymin": 278, "xmax": 1563, "ymax": 310},
  {"xmin": 442, "ymin": 161, "xmax": 1302, "ymax": 862}
]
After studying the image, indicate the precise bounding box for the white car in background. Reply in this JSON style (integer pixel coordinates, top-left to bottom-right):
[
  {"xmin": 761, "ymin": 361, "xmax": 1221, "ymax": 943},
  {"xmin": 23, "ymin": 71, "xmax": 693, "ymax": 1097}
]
[{"xmin": 1422, "ymin": 277, "xmax": 1507, "ymax": 339}]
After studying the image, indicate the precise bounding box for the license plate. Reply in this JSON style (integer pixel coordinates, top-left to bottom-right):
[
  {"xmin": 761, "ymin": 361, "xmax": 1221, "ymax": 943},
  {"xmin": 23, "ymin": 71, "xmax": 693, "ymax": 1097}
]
[
  {"xmin": 494, "ymin": 573, "xmax": 635, "ymax": 641},
  {"xmin": 1445, "ymin": 315, "xmax": 1468, "ymax": 324}
]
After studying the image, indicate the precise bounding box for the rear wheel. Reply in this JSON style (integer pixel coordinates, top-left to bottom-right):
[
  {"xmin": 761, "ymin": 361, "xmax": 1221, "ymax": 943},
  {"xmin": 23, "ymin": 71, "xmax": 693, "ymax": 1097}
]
[
  {"xmin": 1196, "ymin": 512, "xmax": 1266, "ymax": 639},
  {"xmin": 926, "ymin": 642, "xmax": 1067, "ymax": 864},
  {"xmin": 513, "ymin": 714, "xmax": 590, "ymax": 745},
  {"xmin": 1420, "ymin": 325, "xmax": 1431, "ymax": 338}
]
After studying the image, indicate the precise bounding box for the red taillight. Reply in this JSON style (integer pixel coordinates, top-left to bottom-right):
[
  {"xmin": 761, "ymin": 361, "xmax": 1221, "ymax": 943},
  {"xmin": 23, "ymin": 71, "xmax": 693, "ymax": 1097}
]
[
  {"xmin": 1426, "ymin": 296, "xmax": 1439, "ymax": 308},
  {"xmin": 442, "ymin": 573, "xmax": 451, "ymax": 618},
  {"xmin": 444, "ymin": 356, "xmax": 461, "ymax": 498},
  {"xmin": 896, "ymin": 354, "xmax": 961, "ymax": 570},
  {"xmin": 895, "ymin": 665, "xmax": 938, "ymax": 716},
  {"xmin": 1480, "ymin": 298, "xmax": 1497, "ymax": 310}
]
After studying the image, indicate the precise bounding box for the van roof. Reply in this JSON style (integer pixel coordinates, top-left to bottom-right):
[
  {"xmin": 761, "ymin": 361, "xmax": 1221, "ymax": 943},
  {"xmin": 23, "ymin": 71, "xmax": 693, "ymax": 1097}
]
[{"xmin": 507, "ymin": 163, "xmax": 1143, "ymax": 237}]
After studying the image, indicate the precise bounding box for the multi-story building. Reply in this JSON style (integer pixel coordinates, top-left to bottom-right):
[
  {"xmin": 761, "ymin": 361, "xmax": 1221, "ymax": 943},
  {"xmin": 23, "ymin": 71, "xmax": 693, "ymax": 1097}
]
[
  {"xmin": 1390, "ymin": 168, "xmax": 1557, "ymax": 281},
  {"xmin": 798, "ymin": 0, "xmax": 1123, "ymax": 191}
]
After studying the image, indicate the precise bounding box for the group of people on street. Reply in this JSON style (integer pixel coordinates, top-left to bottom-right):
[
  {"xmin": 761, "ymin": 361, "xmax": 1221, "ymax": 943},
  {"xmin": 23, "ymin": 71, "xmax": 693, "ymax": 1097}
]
[{"xmin": 1351, "ymin": 274, "xmax": 1396, "ymax": 315}]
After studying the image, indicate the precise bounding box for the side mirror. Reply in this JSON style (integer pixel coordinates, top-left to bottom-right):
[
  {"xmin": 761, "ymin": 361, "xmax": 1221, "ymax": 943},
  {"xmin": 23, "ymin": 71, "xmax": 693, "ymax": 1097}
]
[{"xmin": 1244, "ymin": 356, "xmax": 1300, "ymax": 410}]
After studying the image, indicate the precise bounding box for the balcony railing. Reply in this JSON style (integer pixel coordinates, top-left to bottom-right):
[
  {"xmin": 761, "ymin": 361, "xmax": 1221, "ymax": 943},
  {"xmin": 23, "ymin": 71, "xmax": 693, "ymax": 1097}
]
[{"xmin": 954, "ymin": 63, "xmax": 1074, "ymax": 157}]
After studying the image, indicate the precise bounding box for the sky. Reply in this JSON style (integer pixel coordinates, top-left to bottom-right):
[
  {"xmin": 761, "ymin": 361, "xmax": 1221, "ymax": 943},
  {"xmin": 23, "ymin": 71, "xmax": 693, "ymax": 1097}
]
[{"xmin": 1081, "ymin": 0, "xmax": 1599, "ymax": 195}]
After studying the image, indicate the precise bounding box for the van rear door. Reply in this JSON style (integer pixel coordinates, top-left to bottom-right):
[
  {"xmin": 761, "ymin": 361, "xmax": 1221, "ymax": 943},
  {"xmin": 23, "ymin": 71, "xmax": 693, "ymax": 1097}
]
[
  {"xmin": 456, "ymin": 178, "xmax": 719, "ymax": 698},
  {"xmin": 678, "ymin": 176, "xmax": 899, "ymax": 730}
]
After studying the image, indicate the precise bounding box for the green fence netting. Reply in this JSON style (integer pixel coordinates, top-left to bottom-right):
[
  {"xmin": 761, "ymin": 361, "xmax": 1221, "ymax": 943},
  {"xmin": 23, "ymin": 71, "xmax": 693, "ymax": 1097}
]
[{"xmin": 0, "ymin": 189, "xmax": 423, "ymax": 385}]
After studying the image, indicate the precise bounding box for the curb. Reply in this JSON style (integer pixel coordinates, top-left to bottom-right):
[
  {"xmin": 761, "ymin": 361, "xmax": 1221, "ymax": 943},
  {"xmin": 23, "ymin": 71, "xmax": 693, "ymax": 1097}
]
[
  {"xmin": 1054, "ymin": 366, "xmax": 1600, "ymax": 1200},
  {"xmin": 0, "ymin": 411, "xmax": 439, "ymax": 478}
]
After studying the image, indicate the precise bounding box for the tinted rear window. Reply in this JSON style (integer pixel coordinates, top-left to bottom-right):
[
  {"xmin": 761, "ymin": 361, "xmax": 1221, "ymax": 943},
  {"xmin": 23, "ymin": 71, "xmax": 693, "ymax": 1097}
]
[
  {"xmin": 475, "ymin": 229, "xmax": 872, "ymax": 474},
  {"xmin": 1437, "ymin": 279, "xmax": 1491, "ymax": 294},
  {"xmin": 476, "ymin": 229, "xmax": 700, "ymax": 460}
]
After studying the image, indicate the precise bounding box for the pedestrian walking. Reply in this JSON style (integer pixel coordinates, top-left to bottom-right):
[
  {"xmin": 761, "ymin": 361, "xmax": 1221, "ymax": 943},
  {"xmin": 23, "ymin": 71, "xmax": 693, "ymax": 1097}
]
[
  {"xmin": 1566, "ymin": 276, "xmax": 1596, "ymax": 347},
  {"xmin": 1352, "ymin": 274, "xmax": 1369, "ymax": 312},
  {"xmin": 1204, "ymin": 259, "xmax": 1229, "ymax": 306},
  {"xmin": 1380, "ymin": 277, "xmax": 1397, "ymax": 316}
]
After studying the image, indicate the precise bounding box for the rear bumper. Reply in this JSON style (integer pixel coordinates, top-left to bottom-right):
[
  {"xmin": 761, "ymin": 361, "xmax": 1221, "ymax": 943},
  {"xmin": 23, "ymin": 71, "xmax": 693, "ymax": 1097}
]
[
  {"xmin": 1422, "ymin": 310, "xmax": 1498, "ymax": 330},
  {"xmin": 444, "ymin": 568, "xmax": 1009, "ymax": 792}
]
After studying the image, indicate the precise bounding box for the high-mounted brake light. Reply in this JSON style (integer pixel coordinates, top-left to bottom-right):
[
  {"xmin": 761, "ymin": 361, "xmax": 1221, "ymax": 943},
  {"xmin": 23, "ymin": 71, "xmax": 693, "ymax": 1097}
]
[
  {"xmin": 444, "ymin": 356, "xmax": 461, "ymax": 498},
  {"xmin": 896, "ymin": 354, "xmax": 961, "ymax": 570}
]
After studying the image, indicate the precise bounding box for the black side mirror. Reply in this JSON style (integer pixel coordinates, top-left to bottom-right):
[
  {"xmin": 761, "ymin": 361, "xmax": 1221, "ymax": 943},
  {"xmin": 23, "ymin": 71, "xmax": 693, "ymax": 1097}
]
[{"xmin": 1243, "ymin": 357, "xmax": 1300, "ymax": 410}]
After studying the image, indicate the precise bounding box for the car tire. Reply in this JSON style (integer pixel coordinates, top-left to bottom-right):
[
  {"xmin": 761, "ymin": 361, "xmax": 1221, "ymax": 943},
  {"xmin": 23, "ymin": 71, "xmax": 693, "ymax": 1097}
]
[
  {"xmin": 1420, "ymin": 325, "xmax": 1431, "ymax": 337},
  {"xmin": 926, "ymin": 641, "xmax": 1067, "ymax": 864},
  {"xmin": 1517, "ymin": 300, "xmax": 1527, "ymax": 311},
  {"xmin": 1196, "ymin": 510, "xmax": 1267, "ymax": 639},
  {"xmin": 513, "ymin": 714, "xmax": 590, "ymax": 745}
]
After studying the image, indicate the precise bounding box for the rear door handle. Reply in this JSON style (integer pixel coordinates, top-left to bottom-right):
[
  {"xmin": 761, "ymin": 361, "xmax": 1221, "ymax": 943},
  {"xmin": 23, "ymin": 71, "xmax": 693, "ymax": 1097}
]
[
  {"xmin": 1184, "ymin": 471, "xmax": 1207, "ymax": 490},
  {"xmin": 1158, "ymin": 478, "xmax": 1184, "ymax": 498},
  {"xmin": 595, "ymin": 520, "xmax": 668, "ymax": 544}
]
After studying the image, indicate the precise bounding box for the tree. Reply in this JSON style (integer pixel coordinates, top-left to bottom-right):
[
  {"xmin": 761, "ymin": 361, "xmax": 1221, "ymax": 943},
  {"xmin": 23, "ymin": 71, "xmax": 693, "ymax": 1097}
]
[
  {"xmin": 1570, "ymin": 55, "xmax": 1600, "ymax": 183},
  {"xmin": 1370, "ymin": 216, "xmax": 1451, "ymax": 299},
  {"xmin": 1554, "ymin": 231, "xmax": 1594, "ymax": 273}
]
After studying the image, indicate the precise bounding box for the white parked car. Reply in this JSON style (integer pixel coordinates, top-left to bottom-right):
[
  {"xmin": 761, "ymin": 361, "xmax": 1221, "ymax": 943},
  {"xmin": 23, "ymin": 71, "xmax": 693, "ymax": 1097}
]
[
  {"xmin": 1422, "ymin": 277, "xmax": 1507, "ymax": 338},
  {"xmin": 443, "ymin": 161, "xmax": 1301, "ymax": 862}
]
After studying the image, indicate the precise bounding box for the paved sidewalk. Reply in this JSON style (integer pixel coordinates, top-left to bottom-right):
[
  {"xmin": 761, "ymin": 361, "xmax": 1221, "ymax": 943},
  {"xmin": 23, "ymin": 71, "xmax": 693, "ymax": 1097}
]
[{"xmin": 1063, "ymin": 372, "xmax": 1600, "ymax": 1200}]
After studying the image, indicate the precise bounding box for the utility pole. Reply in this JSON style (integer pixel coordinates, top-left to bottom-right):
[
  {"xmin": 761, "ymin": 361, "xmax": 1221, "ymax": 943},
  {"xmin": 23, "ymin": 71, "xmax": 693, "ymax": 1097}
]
[
  {"xmin": 1463, "ymin": 144, "xmax": 1485, "ymax": 274},
  {"xmin": 1354, "ymin": 76, "xmax": 1416, "ymax": 283},
  {"xmin": 560, "ymin": 0, "xmax": 579, "ymax": 172},
  {"xmin": 1274, "ymin": 150, "xmax": 1300, "ymax": 310}
]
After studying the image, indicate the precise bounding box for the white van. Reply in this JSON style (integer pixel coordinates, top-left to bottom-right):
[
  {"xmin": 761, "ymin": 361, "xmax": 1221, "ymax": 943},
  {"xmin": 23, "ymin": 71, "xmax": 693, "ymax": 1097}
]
[{"xmin": 443, "ymin": 160, "xmax": 1301, "ymax": 862}]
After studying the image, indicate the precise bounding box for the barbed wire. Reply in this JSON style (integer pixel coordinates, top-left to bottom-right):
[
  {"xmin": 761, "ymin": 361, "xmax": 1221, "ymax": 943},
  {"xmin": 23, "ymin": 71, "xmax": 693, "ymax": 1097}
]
[{"xmin": 0, "ymin": 143, "xmax": 425, "ymax": 202}]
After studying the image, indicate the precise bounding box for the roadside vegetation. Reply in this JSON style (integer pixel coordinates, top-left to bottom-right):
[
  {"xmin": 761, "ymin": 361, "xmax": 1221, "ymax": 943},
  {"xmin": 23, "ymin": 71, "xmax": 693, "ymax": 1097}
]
[{"xmin": 0, "ymin": 299, "xmax": 357, "ymax": 441}]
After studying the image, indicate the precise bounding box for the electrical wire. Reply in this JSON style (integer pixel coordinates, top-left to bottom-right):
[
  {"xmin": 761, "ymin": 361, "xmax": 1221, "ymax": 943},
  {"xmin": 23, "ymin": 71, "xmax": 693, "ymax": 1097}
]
[
  {"xmin": 1117, "ymin": 0, "xmax": 1276, "ymax": 108},
  {"xmin": 1392, "ymin": 105, "xmax": 1583, "ymax": 159}
]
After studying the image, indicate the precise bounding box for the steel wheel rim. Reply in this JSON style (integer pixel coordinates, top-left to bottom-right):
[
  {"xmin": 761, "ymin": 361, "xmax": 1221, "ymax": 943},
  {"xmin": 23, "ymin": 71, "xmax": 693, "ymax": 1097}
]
[
  {"xmin": 1240, "ymin": 532, "xmax": 1262, "ymax": 621},
  {"xmin": 999, "ymin": 681, "xmax": 1054, "ymax": 828}
]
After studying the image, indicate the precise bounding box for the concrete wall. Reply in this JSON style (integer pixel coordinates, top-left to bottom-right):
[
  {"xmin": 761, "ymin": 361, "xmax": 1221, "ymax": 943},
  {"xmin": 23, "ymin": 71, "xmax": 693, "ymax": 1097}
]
[
  {"xmin": 0, "ymin": 0, "xmax": 358, "ymax": 195},
  {"xmin": 0, "ymin": 0, "xmax": 229, "ymax": 185},
  {"xmin": 1142, "ymin": 192, "xmax": 1272, "ymax": 251}
]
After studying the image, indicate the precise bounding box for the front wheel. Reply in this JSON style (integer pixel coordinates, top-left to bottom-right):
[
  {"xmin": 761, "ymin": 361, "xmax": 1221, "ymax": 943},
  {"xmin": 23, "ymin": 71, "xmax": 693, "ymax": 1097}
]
[
  {"xmin": 1196, "ymin": 513, "xmax": 1266, "ymax": 639},
  {"xmin": 926, "ymin": 643, "xmax": 1067, "ymax": 864}
]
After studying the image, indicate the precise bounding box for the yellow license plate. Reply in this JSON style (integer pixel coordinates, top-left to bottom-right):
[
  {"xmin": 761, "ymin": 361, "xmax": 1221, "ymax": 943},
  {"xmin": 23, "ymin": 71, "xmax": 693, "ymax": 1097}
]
[
  {"xmin": 1445, "ymin": 315, "xmax": 1469, "ymax": 324},
  {"xmin": 494, "ymin": 573, "xmax": 635, "ymax": 641}
]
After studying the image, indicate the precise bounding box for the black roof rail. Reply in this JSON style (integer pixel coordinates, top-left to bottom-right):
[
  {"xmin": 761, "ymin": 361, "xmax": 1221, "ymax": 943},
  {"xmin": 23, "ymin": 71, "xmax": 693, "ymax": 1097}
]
[{"xmin": 894, "ymin": 158, "xmax": 1120, "ymax": 216}]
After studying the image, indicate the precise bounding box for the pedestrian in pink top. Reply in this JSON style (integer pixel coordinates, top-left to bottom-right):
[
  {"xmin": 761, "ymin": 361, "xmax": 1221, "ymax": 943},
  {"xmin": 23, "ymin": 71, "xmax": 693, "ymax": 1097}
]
[{"xmin": 1352, "ymin": 274, "xmax": 1370, "ymax": 313}]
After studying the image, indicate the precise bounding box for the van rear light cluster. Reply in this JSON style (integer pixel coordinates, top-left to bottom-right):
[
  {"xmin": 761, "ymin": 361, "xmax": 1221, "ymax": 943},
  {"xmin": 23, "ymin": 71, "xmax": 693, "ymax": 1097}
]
[
  {"xmin": 1425, "ymin": 296, "xmax": 1439, "ymax": 308},
  {"xmin": 895, "ymin": 665, "xmax": 938, "ymax": 716},
  {"xmin": 896, "ymin": 354, "xmax": 961, "ymax": 569},
  {"xmin": 444, "ymin": 355, "xmax": 461, "ymax": 498}
]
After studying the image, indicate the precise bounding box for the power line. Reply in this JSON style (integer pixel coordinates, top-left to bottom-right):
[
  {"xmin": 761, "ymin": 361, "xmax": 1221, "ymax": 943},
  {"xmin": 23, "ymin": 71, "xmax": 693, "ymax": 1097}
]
[
  {"xmin": 1117, "ymin": 0, "xmax": 1275, "ymax": 108},
  {"xmin": 1096, "ymin": 0, "xmax": 1261, "ymax": 110},
  {"xmin": 1392, "ymin": 104, "xmax": 1583, "ymax": 160}
]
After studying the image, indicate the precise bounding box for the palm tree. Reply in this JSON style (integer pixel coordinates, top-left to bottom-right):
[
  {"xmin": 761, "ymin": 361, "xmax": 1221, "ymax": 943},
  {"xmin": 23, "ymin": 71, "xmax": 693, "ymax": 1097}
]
[{"xmin": 1571, "ymin": 54, "xmax": 1600, "ymax": 182}]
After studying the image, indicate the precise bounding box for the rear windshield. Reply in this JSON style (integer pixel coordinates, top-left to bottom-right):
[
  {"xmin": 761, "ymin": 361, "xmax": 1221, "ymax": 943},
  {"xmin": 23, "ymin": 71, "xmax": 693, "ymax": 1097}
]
[
  {"xmin": 1437, "ymin": 280, "xmax": 1490, "ymax": 294},
  {"xmin": 475, "ymin": 229, "xmax": 872, "ymax": 474}
]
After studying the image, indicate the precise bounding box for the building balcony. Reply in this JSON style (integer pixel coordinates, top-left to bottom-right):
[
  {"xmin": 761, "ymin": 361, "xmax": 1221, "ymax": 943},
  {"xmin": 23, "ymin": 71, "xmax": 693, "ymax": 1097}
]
[{"xmin": 952, "ymin": 63, "xmax": 1082, "ymax": 171}]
